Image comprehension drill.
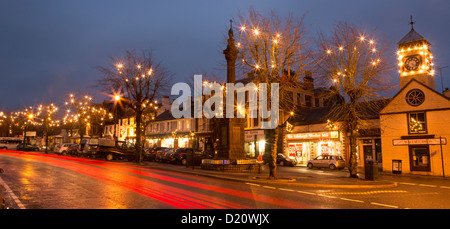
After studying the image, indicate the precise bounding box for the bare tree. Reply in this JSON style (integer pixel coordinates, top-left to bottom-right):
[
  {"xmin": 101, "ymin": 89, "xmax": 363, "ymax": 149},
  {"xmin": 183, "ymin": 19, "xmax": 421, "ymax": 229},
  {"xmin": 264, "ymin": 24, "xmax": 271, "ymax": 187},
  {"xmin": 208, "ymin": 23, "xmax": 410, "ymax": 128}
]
[
  {"xmin": 314, "ymin": 21, "xmax": 396, "ymax": 178},
  {"xmin": 65, "ymin": 93, "xmax": 93, "ymax": 144},
  {"xmin": 97, "ymin": 50, "xmax": 172, "ymax": 162},
  {"xmin": 37, "ymin": 103, "xmax": 59, "ymax": 153},
  {"xmin": 235, "ymin": 8, "xmax": 312, "ymax": 179}
]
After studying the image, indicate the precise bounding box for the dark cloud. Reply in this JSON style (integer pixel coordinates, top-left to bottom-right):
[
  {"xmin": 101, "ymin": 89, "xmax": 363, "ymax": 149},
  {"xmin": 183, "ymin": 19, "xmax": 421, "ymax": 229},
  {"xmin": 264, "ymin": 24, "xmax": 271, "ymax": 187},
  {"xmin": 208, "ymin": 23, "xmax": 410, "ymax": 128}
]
[{"xmin": 1, "ymin": 0, "xmax": 449, "ymax": 111}]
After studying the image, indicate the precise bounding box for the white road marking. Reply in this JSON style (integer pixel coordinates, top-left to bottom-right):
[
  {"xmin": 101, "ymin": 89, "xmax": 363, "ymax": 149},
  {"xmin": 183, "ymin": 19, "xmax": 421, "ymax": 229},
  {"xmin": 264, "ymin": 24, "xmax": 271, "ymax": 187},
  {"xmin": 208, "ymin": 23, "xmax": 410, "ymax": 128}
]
[
  {"xmin": 245, "ymin": 183, "xmax": 260, "ymax": 187},
  {"xmin": 297, "ymin": 190, "xmax": 316, "ymax": 195},
  {"xmin": 262, "ymin": 186, "xmax": 276, "ymax": 189},
  {"xmin": 0, "ymin": 176, "xmax": 25, "ymax": 209},
  {"xmin": 279, "ymin": 188, "xmax": 295, "ymax": 192},
  {"xmin": 370, "ymin": 202, "xmax": 398, "ymax": 208},
  {"xmin": 419, "ymin": 184, "xmax": 437, "ymax": 188},
  {"xmin": 317, "ymin": 194, "xmax": 337, "ymax": 198},
  {"xmin": 340, "ymin": 198, "xmax": 364, "ymax": 203},
  {"xmin": 399, "ymin": 182, "xmax": 417, "ymax": 186}
]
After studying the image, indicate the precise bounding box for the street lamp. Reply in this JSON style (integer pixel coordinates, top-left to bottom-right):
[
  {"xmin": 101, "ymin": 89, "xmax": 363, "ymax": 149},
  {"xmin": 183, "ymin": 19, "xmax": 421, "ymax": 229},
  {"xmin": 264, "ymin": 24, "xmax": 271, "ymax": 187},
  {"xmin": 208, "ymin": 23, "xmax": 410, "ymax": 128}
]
[{"xmin": 113, "ymin": 94, "xmax": 121, "ymax": 145}]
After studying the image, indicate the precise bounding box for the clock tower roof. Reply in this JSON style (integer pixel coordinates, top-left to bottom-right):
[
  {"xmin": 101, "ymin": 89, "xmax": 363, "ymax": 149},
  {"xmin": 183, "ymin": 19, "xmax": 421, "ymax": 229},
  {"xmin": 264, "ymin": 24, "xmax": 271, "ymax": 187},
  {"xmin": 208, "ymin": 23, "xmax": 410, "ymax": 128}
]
[{"xmin": 397, "ymin": 29, "xmax": 427, "ymax": 46}]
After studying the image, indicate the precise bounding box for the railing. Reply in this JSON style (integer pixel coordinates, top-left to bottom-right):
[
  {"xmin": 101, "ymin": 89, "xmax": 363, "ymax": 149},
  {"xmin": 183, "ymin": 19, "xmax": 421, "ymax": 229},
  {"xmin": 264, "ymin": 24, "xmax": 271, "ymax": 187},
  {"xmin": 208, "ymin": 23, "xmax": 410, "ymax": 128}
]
[{"xmin": 201, "ymin": 159, "xmax": 262, "ymax": 173}]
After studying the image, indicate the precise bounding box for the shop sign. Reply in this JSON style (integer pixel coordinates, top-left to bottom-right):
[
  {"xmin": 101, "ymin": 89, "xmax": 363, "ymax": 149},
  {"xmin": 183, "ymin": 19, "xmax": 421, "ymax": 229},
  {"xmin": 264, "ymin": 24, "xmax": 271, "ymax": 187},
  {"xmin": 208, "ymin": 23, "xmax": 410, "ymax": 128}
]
[
  {"xmin": 25, "ymin": 131, "xmax": 36, "ymax": 137},
  {"xmin": 393, "ymin": 138, "xmax": 447, "ymax": 146},
  {"xmin": 245, "ymin": 130, "xmax": 265, "ymax": 142},
  {"xmin": 286, "ymin": 131, "xmax": 339, "ymax": 140}
]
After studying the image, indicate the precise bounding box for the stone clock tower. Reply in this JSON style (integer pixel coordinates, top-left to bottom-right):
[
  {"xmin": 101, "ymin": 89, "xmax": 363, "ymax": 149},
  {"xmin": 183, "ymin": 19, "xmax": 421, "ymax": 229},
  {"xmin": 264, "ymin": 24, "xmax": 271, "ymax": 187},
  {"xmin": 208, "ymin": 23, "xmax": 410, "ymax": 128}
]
[{"xmin": 397, "ymin": 17, "xmax": 435, "ymax": 89}]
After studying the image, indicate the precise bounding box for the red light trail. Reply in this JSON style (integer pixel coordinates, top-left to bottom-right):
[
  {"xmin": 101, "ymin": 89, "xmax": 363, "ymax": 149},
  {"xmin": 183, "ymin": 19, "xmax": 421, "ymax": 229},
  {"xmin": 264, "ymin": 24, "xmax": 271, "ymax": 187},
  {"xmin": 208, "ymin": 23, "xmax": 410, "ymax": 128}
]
[{"xmin": 0, "ymin": 150, "xmax": 310, "ymax": 209}]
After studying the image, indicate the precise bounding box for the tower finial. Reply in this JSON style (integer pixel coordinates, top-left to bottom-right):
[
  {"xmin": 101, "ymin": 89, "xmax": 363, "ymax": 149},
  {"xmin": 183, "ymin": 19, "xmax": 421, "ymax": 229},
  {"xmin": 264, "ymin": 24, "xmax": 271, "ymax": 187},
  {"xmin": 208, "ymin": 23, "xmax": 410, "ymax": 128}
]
[{"xmin": 409, "ymin": 15, "xmax": 416, "ymax": 30}]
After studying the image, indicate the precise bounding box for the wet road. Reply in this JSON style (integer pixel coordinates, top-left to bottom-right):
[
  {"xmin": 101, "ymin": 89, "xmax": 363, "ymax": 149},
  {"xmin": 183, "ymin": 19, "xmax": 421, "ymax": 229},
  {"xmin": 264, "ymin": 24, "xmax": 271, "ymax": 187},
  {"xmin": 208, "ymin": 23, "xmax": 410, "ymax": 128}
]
[
  {"xmin": 0, "ymin": 150, "xmax": 316, "ymax": 209},
  {"xmin": 2, "ymin": 150, "xmax": 450, "ymax": 209}
]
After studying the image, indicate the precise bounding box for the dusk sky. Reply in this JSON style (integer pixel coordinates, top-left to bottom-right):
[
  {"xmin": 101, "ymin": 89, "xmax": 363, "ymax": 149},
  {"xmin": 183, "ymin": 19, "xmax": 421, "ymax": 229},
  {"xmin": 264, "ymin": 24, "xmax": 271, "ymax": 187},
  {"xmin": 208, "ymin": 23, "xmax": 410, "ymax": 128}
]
[{"xmin": 1, "ymin": 0, "xmax": 449, "ymax": 112}]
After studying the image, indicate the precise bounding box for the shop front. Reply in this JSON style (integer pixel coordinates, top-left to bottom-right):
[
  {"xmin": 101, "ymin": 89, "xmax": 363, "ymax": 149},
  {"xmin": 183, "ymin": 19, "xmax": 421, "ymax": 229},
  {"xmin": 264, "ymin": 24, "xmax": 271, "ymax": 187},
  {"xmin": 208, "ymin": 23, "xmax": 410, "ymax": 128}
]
[
  {"xmin": 285, "ymin": 131, "xmax": 343, "ymax": 166},
  {"xmin": 244, "ymin": 130, "xmax": 266, "ymax": 158},
  {"xmin": 146, "ymin": 134, "xmax": 194, "ymax": 149}
]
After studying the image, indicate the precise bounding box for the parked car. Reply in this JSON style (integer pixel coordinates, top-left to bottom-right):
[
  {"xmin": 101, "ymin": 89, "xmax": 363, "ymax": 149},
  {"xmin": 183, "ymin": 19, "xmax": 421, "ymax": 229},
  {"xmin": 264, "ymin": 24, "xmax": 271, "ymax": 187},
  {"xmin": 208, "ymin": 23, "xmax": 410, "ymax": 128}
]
[
  {"xmin": 143, "ymin": 147, "xmax": 167, "ymax": 161},
  {"xmin": 0, "ymin": 137, "xmax": 23, "ymax": 150},
  {"xmin": 38, "ymin": 145, "xmax": 47, "ymax": 151},
  {"xmin": 155, "ymin": 148, "xmax": 175, "ymax": 162},
  {"xmin": 307, "ymin": 155, "xmax": 345, "ymax": 170},
  {"xmin": 96, "ymin": 140, "xmax": 136, "ymax": 161},
  {"xmin": 87, "ymin": 138, "xmax": 116, "ymax": 158},
  {"xmin": 68, "ymin": 144, "xmax": 79, "ymax": 156},
  {"xmin": 263, "ymin": 153, "xmax": 296, "ymax": 167},
  {"xmin": 16, "ymin": 143, "xmax": 40, "ymax": 151},
  {"xmin": 55, "ymin": 143, "xmax": 76, "ymax": 155},
  {"xmin": 170, "ymin": 148, "xmax": 206, "ymax": 165},
  {"xmin": 162, "ymin": 148, "xmax": 176, "ymax": 163}
]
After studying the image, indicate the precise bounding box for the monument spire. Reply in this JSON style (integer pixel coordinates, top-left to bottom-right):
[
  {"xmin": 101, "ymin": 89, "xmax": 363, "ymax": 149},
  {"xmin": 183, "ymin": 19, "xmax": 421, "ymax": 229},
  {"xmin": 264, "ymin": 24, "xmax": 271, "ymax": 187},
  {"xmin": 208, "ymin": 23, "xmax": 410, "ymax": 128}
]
[{"xmin": 223, "ymin": 19, "xmax": 239, "ymax": 83}]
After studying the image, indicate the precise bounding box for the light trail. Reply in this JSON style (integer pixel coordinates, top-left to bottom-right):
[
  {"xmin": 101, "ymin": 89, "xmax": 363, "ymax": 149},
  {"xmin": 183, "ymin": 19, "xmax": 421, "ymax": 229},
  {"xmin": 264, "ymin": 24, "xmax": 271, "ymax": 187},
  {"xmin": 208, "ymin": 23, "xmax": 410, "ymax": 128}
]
[{"xmin": 0, "ymin": 150, "xmax": 311, "ymax": 209}]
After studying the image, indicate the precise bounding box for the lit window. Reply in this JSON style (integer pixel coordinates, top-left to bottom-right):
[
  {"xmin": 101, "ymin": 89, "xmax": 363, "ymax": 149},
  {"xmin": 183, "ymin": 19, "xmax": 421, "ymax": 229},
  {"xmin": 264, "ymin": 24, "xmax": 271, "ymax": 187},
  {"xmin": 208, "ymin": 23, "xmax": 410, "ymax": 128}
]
[{"xmin": 408, "ymin": 112, "xmax": 427, "ymax": 134}]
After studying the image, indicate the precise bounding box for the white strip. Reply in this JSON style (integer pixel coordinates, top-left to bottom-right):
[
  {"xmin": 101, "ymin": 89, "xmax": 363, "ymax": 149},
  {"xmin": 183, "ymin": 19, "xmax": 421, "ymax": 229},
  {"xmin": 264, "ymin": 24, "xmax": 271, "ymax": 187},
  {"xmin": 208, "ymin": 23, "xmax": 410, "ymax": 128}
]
[
  {"xmin": 371, "ymin": 202, "xmax": 398, "ymax": 208},
  {"xmin": 440, "ymin": 186, "xmax": 450, "ymax": 189},
  {"xmin": 317, "ymin": 194, "xmax": 337, "ymax": 198},
  {"xmin": 399, "ymin": 182, "xmax": 417, "ymax": 186},
  {"xmin": 279, "ymin": 188, "xmax": 294, "ymax": 192},
  {"xmin": 262, "ymin": 186, "xmax": 276, "ymax": 189},
  {"xmin": 0, "ymin": 176, "xmax": 26, "ymax": 209},
  {"xmin": 297, "ymin": 190, "xmax": 316, "ymax": 195},
  {"xmin": 419, "ymin": 184, "xmax": 437, "ymax": 187},
  {"xmin": 340, "ymin": 198, "xmax": 364, "ymax": 203},
  {"xmin": 245, "ymin": 183, "xmax": 260, "ymax": 187}
]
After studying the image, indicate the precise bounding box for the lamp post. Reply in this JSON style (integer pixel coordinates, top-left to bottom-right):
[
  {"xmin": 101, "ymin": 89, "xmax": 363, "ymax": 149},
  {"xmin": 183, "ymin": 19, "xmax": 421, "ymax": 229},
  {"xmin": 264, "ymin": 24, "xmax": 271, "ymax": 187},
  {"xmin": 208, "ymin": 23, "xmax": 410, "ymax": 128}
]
[{"xmin": 114, "ymin": 95, "xmax": 121, "ymax": 146}]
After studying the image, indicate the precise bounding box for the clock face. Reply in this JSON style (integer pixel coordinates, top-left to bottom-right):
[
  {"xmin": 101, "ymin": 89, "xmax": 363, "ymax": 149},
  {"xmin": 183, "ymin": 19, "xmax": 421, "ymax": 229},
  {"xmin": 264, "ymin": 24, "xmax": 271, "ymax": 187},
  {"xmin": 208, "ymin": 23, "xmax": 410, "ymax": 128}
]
[{"xmin": 404, "ymin": 56, "xmax": 420, "ymax": 71}]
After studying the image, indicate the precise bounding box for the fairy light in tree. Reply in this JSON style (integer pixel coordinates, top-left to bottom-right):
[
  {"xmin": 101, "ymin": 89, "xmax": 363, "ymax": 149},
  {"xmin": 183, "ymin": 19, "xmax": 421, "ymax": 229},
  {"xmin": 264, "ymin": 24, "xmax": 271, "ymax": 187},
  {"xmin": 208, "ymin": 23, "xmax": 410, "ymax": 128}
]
[{"xmin": 323, "ymin": 33, "xmax": 383, "ymax": 87}]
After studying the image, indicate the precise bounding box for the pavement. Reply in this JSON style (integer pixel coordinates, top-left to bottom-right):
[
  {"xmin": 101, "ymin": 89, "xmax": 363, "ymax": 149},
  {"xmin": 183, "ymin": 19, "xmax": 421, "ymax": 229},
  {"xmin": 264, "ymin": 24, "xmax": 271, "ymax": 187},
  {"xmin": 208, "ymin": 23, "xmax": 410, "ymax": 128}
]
[{"xmin": 139, "ymin": 161, "xmax": 399, "ymax": 189}]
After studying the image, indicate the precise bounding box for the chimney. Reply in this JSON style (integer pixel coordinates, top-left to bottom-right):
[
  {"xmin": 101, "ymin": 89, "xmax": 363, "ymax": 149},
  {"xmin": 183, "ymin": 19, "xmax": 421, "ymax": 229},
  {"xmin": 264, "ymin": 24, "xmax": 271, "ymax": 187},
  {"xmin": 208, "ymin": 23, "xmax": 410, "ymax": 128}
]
[
  {"xmin": 156, "ymin": 96, "xmax": 171, "ymax": 116},
  {"xmin": 303, "ymin": 71, "xmax": 314, "ymax": 91},
  {"xmin": 162, "ymin": 96, "xmax": 170, "ymax": 109},
  {"xmin": 443, "ymin": 88, "xmax": 450, "ymax": 98}
]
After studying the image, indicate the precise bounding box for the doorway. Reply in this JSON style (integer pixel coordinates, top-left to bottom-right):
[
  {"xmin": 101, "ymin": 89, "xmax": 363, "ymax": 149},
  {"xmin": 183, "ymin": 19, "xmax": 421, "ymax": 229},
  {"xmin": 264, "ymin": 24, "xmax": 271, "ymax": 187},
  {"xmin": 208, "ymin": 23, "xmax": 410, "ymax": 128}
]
[
  {"xmin": 409, "ymin": 145, "xmax": 431, "ymax": 172},
  {"xmin": 363, "ymin": 145, "xmax": 374, "ymax": 164}
]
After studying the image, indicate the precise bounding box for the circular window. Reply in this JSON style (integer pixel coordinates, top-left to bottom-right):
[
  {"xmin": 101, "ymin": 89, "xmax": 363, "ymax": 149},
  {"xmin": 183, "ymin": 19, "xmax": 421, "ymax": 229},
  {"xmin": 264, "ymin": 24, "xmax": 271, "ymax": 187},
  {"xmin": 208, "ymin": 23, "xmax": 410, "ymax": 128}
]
[{"xmin": 406, "ymin": 89, "xmax": 425, "ymax": 106}]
